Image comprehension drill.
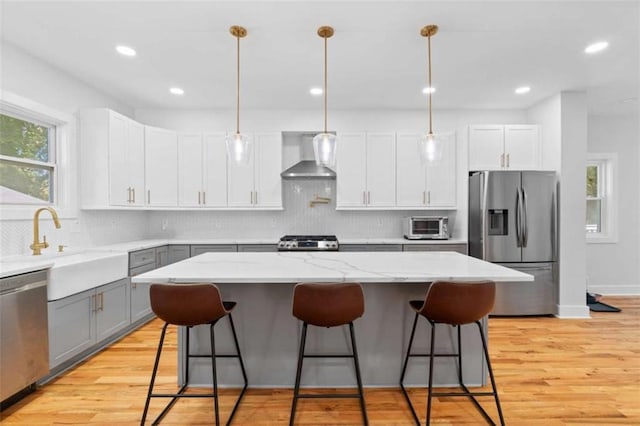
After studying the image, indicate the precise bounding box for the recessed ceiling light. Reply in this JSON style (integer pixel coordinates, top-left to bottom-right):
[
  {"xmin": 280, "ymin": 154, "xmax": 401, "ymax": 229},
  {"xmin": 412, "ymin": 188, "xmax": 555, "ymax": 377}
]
[
  {"xmin": 515, "ymin": 86, "xmax": 531, "ymax": 95},
  {"xmin": 584, "ymin": 41, "xmax": 609, "ymax": 54},
  {"xmin": 169, "ymin": 87, "xmax": 184, "ymax": 95},
  {"xmin": 422, "ymin": 86, "xmax": 436, "ymax": 94},
  {"xmin": 310, "ymin": 87, "xmax": 323, "ymax": 96},
  {"xmin": 115, "ymin": 45, "xmax": 136, "ymax": 57}
]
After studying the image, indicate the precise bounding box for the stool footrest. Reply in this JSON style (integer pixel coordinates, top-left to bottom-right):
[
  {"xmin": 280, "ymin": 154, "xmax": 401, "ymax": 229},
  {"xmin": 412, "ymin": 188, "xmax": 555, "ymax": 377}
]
[
  {"xmin": 431, "ymin": 391, "xmax": 496, "ymax": 397},
  {"xmin": 150, "ymin": 393, "xmax": 217, "ymax": 398},
  {"xmin": 303, "ymin": 354, "xmax": 354, "ymax": 358},
  {"xmin": 407, "ymin": 353, "xmax": 459, "ymax": 358},
  {"xmin": 188, "ymin": 353, "xmax": 241, "ymax": 358}
]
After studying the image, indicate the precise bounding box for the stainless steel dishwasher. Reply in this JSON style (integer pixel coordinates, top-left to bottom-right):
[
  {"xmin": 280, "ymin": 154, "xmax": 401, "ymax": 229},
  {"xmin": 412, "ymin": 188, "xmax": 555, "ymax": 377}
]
[{"xmin": 0, "ymin": 270, "xmax": 50, "ymax": 404}]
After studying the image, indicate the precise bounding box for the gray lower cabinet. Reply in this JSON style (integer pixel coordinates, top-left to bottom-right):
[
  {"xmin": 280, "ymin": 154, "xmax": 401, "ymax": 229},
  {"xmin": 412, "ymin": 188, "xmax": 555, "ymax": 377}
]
[
  {"xmin": 168, "ymin": 245, "xmax": 190, "ymax": 264},
  {"xmin": 237, "ymin": 244, "xmax": 277, "ymax": 252},
  {"xmin": 48, "ymin": 277, "xmax": 130, "ymax": 368},
  {"xmin": 403, "ymin": 243, "xmax": 468, "ymax": 254},
  {"xmin": 129, "ymin": 259, "xmax": 157, "ymax": 323},
  {"xmin": 155, "ymin": 245, "xmax": 169, "ymax": 267},
  {"xmin": 340, "ymin": 244, "xmax": 403, "ymax": 252},
  {"xmin": 190, "ymin": 244, "xmax": 237, "ymax": 256}
]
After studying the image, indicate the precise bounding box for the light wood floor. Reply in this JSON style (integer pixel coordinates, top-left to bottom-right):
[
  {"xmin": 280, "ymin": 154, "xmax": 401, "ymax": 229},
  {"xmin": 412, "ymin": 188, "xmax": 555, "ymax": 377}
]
[{"xmin": 2, "ymin": 297, "xmax": 639, "ymax": 425}]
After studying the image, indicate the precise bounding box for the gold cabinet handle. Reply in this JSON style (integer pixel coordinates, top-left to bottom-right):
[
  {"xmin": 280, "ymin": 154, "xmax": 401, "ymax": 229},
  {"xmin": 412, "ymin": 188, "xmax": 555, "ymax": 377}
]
[
  {"xmin": 203, "ymin": 191, "xmax": 206, "ymax": 205},
  {"xmin": 132, "ymin": 282, "xmax": 137, "ymax": 290},
  {"xmin": 147, "ymin": 190, "xmax": 151, "ymax": 204},
  {"xmin": 127, "ymin": 187, "xmax": 131, "ymax": 203},
  {"xmin": 92, "ymin": 294, "xmax": 97, "ymax": 313},
  {"xmin": 198, "ymin": 191, "xmax": 201, "ymax": 205},
  {"xmin": 367, "ymin": 191, "xmax": 371, "ymax": 205},
  {"xmin": 500, "ymin": 153, "xmax": 505, "ymax": 168},
  {"xmin": 362, "ymin": 191, "xmax": 366, "ymax": 205},
  {"xmin": 132, "ymin": 188, "xmax": 136, "ymax": 203},
  {"xmin": 506, "ymin": 153, "xmax": 510, "ymax": 168},
  {"xmin": 422, "ymin": 191, "xmax": 426, "ymax": 205},
  {"xmin": 99, "ymin": 292, "xmax": 104, "ymax": 311},
  {"xmin": 255, "ymin": 191, "xmax": 258, "ymax": 205},
  {"xmin": 428, "ymin": 190, "xmax": 431, "ymax": 205}
]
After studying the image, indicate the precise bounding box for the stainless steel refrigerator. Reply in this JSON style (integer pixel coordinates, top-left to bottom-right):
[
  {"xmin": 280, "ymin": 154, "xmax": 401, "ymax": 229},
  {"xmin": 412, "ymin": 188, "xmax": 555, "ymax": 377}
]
[{"xmin": 469, "ymin": 171, "xmax": 556, "ymax": 315}]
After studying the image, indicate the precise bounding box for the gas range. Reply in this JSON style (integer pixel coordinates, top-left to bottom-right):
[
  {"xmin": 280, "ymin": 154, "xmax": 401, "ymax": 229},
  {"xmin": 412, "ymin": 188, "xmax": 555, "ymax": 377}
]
[{"xmin": 277, "ymin": 235, "xmax": 339, "ymax": 251}]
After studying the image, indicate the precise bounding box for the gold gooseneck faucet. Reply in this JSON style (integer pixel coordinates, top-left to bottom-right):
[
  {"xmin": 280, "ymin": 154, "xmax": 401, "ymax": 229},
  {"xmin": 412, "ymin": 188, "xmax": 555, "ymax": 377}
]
[{"xmin": 30, "ymin": 207, "xmax": 61, "ymax": 255}]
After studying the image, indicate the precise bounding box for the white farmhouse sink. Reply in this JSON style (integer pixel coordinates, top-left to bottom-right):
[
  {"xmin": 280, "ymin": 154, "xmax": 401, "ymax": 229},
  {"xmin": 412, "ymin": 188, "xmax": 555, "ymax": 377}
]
[
  {"xmin": 47, "ymin": 250, "xmax": 128, "ymax": 300},
  {"xmin": 0, "ymin": 249, "xmax": 129, "ymax": 300}
]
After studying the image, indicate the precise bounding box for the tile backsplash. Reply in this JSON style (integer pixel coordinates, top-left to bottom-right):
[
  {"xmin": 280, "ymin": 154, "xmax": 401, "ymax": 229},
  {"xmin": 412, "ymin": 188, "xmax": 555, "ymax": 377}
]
[{"xmin": 147, "ymin": 180, "xmax": 459, "ymax": 241}]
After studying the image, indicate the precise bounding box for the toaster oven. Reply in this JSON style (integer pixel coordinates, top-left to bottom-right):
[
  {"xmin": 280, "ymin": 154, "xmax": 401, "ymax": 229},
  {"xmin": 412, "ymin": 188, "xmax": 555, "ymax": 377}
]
[{"xmin": 404, "ymin": 216, "xmax": 449, "ymax": 240}]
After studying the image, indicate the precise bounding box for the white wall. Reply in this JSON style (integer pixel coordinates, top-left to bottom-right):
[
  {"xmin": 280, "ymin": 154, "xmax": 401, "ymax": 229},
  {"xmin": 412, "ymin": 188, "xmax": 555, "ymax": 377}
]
[
  {"xmin": 136, "ymin": 108, "xmax": 527, "ymax": 240},
  {"xmin": 586, "ymin": 116, "xmax": 639, "ymax": 295},
  {"xmin": 0, "ymin": 43, "xmax": 148, "ymax": 256},
  {"xmin": 528, "ymin": 92, "xmax": 590, "ymax": 318}
]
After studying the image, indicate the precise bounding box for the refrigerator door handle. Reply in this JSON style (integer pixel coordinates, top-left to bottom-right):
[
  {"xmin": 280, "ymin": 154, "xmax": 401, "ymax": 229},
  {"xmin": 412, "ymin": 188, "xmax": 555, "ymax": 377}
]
[
  {"xmin": 522, "ymin": 187, "xmax": 529, "ymax": 247},
  {"xmin": 481, "ymin": 172, "xmax": 489, "ymax": 259},
  {"xmin": 515, "ymin": 187, "xmax": 522, "ymax": 247}
]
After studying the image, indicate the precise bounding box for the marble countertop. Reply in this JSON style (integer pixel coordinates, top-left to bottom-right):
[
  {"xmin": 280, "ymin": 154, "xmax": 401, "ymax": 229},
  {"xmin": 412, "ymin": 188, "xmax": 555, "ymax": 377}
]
[{"xmin": 132, "ymin": 251, "xmax": 532, "ymax": 284}]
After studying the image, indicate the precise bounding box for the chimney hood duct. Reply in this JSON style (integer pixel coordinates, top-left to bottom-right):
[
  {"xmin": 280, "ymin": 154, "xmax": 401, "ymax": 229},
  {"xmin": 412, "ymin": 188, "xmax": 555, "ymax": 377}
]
[
  {"xmin": 281, "ymin": 160, "xmax": 336, "ymax": 179},
  {"xmin": 280, "ymin": 131, "xmax": 336, "ymax": 179}
]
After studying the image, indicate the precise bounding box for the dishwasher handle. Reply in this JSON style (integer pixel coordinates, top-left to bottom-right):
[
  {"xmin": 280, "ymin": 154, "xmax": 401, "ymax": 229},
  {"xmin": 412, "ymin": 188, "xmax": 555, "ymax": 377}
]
[{"xmin": 0, "ymin": 270, "xmax": 48, "ymax": 296}]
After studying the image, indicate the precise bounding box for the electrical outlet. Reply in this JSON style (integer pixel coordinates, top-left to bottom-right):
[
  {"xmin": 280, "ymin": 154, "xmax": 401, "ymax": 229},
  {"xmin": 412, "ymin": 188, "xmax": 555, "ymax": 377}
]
[{"xmin": 161, "ymin": 219, "xmax": 168, "ymax": 231}]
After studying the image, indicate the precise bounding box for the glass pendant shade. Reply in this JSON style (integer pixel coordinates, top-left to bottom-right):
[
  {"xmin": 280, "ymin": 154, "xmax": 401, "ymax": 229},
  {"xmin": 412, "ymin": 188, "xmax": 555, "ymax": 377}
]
[
  {"xmin": 312, "ymin": 132, "xmax": 337, "ymax": 167},
  {"xmin": 225, "ymin": 132, "xmax": 252, "ymax": 166},
  {"xmin": 418, "ymin": 132, "xmax": 444, "ymax": 165}
]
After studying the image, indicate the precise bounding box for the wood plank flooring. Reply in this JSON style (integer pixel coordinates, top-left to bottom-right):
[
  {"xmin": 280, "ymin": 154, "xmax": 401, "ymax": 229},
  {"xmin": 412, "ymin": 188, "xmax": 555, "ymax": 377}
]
[{"xmin": 1, "ymin": 296, "xmax": 639, "ymax": 425}]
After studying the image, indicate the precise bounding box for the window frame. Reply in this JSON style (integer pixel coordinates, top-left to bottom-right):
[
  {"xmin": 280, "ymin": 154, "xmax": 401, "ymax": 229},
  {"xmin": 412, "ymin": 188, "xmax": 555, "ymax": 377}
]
[
  {"xmin": 0, "ymin": 91, "xmax": 77, "ymax": 220},
  {"xmin": 586, "ymin": 153, "xmax": 617, "ymax": 244}
]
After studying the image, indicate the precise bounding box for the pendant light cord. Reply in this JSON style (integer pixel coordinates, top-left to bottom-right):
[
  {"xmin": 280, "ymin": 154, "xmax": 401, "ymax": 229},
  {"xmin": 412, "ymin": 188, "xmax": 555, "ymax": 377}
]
[
  {"xmin": 323, "ymin": 34, "xmax": 328, "ymax": 134},
  {"xmin": 236, "ymin": 34, "xmax": 241, "ymax": 135},
  {"xmin": 428, "ymin": 33, "xmax": 433, "ymax": 135}
]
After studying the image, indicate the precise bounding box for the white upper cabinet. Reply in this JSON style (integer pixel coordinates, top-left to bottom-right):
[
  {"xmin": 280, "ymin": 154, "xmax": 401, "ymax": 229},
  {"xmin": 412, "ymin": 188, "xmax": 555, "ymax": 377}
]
[
  {"xmin": 228, "ymin": 133, "xmax": 282, "ymax": 208},
  {"xmin": 468, "ymin": 124, "xmax": 540, "ymax": 170},
  {"xmin": 336, "ymin": 132, "xmax": 396, "ymax": 208},
  {"xmin": 144, "ymin": 126, "xmax": 178, "ymax": 206},
  {"xmin": 80, "ymin": 109, "xmax": 145, "ymax": 208},
  {"xmin": 396, "ymin": 133, "xmax": 456, "ymax": 208},
  {"xmin": 178, "ymin": 133, "xmax": 227, "ymax": 207}
]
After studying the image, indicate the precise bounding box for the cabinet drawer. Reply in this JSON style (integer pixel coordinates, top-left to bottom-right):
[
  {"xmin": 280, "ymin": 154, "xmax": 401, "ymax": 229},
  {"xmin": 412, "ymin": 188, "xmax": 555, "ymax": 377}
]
[
  {"xmin": 340, "ymin": 244, "xmax": 403, "ymax": 252},
  {"xmin": 129, "ymin": 262, "xmax": 157, "ymax": 277},
  {"xmin": 190, "ymin": 245, "xmax": 237, "ymax": 257},
  {"xmin": 129, "ymin": 248, "xmax": 156, "ymax": 269},
  {"xmin": 237, "ymin": 244, "xmax": 277, "ymax": 252}
]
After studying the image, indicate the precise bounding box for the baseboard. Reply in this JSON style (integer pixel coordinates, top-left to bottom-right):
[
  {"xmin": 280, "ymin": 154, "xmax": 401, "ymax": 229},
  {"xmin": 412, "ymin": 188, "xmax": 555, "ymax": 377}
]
[
  {"xmin": 555, "ymin": 303, "xmax": 590, "ymax": 319},
  {"xmin": 588, "ymin": 285, "xmax": 640, "ymax": 296}
]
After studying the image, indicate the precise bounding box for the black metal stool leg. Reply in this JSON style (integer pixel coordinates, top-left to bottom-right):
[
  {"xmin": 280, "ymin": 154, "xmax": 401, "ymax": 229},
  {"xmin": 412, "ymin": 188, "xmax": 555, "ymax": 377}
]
[
  {"xmin": 141, "ymin": 323, "xmax": 169, "ymax": 425},
  {"xmin": 426, "ymin": 321, "xmax": 436, "ymax": 426},
  {"xmin": 399, "ymin": 313, "xmax": 420, "ymax": 426},
  {"xmin": 476, "ymin": 321, "xmax": 505, "ymax": 426},
  {"xmin": 457, "ymin": 325, "xmax": 464, "ymax": 386},
  {"xmin": 349, "ymin": 322, "xmax": 369, "ymax": 426},
  {"xmin": 226, "ymin": 313, "xmax": 248, "ymax": 425},
  {"xmin": 210, "ymin": 324, "xmax": 220, "ymax": 426},
  {"xmin": 289, "ymin": 322, "xmax": 308, "ymax": 426}
]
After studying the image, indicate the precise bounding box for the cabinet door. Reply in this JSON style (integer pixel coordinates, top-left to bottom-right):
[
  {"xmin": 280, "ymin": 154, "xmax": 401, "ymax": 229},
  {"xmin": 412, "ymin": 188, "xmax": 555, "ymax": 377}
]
[
  {"xmin": 130, "ymin": 262, "xmax": 156, "ymax": 323},
  {"xmin": 108, "ymin": 112, "xmax": 130, "ymax": 206},
  {"xmin": 48, "ymin": 289, "xmax": 96, "ymax": 367},
  {"xmin": 127, "ymin": 121, "xmax": 146, "ymax": 206},
  {"xmin": 237, "ymin": 244, "xmax": 277, "ymax": 252},
  {"xmin": 468, "ymin": 125, "xmax": 504, "ymax": 170},
  {"xmin": 227, "ymin": 134, "xmax": 255, "ymax": 207},
  {"xmin": 253, "ymin": 133, "xmax": 282, "ymax": 208},
  {"xmin": 366, "ymin": 133, "xmax": 396, "ymax": 207},
  {"xmin": 426, "ymin": 133, "xmax": 456, "ymax": 207},
  {"xmin": 155, "ymin": 246, "xmax": 169, "ymax": 267},
  {"xmin": 505, "ymin": 125, "xmax": 540, "ymax": 170},
  {"xmin": 204, "ymin": 133, "xmax": 228, "ymax": 207},
  {"xmin": 168, "ymin": 245, "xmax": 190, "ymax": 264},
  {"xmin": 396, "ymin": 133, "xmax": 428, "ymax": 207},
  {"xmin": 403, "ymin": 244, "xmax": 467, "ymax": 254},
  {"xmin": 336, "ymin": 133, "xmax": 367, "ymax": 207},
  {"xmin": 96, "ymin": 278, "xmax": 130, "ymax": 342},
  {"xmin": 145, "ymin": 126, "xmax": 178, "ymax": 206},
  {"xmin": 178, "ymin": 134, "xmax": 204, "ymax": 206}
]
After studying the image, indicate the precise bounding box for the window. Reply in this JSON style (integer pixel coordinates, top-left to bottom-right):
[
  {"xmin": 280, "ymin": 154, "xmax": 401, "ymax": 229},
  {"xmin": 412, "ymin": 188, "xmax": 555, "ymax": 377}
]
[
  {"xmin": 586, "ymin": 153, "xmax": 617, "ymax": 243},
  {"xmin": 0, "ymin": 112, "xmax": 56, "ymax": 204}
]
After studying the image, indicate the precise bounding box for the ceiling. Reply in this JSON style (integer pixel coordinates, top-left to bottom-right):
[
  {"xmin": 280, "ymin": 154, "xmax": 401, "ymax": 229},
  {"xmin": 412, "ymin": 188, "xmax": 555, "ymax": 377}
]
[{"xmin": 2, "ymin": 1, "xmax": 638, "ymax": 115}]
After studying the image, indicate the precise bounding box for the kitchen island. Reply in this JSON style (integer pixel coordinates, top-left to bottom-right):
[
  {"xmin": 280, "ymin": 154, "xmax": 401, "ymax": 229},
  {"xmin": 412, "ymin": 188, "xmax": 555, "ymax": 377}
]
[{"xmin": 132, "ymin": 251, "xmax": 531, "ymax": 388}]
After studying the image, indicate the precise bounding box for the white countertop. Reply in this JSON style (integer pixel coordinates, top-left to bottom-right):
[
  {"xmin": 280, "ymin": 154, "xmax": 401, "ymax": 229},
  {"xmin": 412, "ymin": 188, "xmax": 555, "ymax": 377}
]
[
  {"xmin": 132, "ymin": 251, "xmax": 532, "ymax": 284},
  {"xmin": 0, "ymin": 237, "xmax": 468, "ymax": 279}
]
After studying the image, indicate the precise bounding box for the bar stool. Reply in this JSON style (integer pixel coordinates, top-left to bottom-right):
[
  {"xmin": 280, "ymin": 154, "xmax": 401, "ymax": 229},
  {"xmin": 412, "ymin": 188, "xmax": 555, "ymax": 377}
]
[
  {"xmin": 290, "ymin": 282, "xmax": 368, "ymax": 426},
  {"xmin": 399, "ymin": 280, "xmax": 505, "ymax": 426},
  {"xmin": 141, "ymin": 283, "xmax": 248, "ymax": 426}
]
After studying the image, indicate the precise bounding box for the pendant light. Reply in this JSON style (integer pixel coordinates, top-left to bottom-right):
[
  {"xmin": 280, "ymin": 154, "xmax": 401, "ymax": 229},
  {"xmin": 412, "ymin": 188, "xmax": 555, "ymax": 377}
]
[
  {"xmin": 225, "ymin": 25, "xmax": 251, "ymax": 166},
  {"xmin": 312, "ymin": 26, "xmax": 337, "ymax": 168},
  {"xmin": 418, "ymin": 24, "xmax": 444, "ymax": 165}
]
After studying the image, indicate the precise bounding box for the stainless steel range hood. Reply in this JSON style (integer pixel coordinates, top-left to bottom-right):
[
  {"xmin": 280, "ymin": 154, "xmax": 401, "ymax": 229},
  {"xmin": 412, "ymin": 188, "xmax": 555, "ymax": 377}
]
[
  {"xmin": 280, "ymin": 131, "xmax": 336, "ymax": 179},
  {"xmin": 281, "ymin": 160, "xmax": 336, "ymax": 179}
]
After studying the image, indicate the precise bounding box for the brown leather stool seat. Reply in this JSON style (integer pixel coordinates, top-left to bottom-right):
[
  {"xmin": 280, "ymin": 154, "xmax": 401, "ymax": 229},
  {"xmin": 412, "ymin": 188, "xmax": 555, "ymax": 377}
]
[
  {"xmin": 141, "ymin": 283, "xmax": 248, "ymax": 426},
  {"xmin": 399, "ymin": 281, "xmax": 505, "ymax": 426},
  {"xmin": 290, "ymin": 282, "xmax": 368, "ymax": 426}
]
